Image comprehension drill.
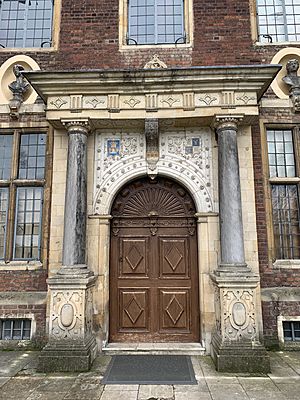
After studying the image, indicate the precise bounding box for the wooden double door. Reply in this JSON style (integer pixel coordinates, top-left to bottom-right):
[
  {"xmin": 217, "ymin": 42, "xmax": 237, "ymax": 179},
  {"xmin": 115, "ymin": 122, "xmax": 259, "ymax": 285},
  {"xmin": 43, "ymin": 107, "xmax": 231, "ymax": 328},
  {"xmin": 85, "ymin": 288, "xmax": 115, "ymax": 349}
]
[{"xmin": 109, "ymin": 177, "xmax": 200, "ymax": 342}]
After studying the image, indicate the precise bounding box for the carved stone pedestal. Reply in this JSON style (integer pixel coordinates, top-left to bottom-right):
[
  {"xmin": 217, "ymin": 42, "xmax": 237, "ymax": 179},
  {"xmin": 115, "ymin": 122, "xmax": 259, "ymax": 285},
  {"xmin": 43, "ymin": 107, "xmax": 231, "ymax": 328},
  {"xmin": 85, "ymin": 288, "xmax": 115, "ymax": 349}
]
[
  {"xmin": 211, "ymin": 270, "xmax": 270, "ymax": 373},
  {"xmin": 37, "ymin": 267, "xmax": 97, "ymax": 372}
]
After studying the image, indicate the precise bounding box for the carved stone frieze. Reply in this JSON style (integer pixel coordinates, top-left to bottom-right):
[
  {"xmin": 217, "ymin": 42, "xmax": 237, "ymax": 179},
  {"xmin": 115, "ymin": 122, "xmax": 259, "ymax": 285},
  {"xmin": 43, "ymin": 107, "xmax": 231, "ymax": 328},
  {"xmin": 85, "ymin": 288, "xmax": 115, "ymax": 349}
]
[
  {"xmin": 49, "ymin": 97, "xmax": 68, "ymax": 109},
  {"xmin": 93, "ymin": 128, "xmax": 215, "ymax": 214}
]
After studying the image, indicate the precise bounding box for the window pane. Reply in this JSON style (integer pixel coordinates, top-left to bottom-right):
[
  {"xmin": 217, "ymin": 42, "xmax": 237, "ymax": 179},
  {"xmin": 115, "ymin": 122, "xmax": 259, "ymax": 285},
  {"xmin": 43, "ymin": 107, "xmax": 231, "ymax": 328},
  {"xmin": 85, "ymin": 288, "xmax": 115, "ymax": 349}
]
[
  {"xmin": 0, "ymin": 135, "xmax": 13, "ymax": 180},
  {"xmin": 128, "ymin": 0, "xmax": 184, "ymax": 45},
  {"xmin": 18, "ymin": 133, "xmax": 46, "ymax": 180},
  {"xmin": 257, "ymin": 0, "xmax": 300, "ymax": 42},
  {"xmin": 272, "ymin": 185, "xmax": 300, "ymax": 259},
  {"xmin": 13, "ymin": 187, "xmax": 43, "ymax": 260},
  {"xmin": 0, "ymin": 0, "xmax": 54, "ymax": 48},
  {"xmin": 0, "ymin": 319, "xmax": 31, "ymax": 340},
  {"xmin": 0, "ymin": 188, "xmax": 9, "ymax": 260},
  {"xmin": 267, "ymin": 129, "xmax": 296, "ymax": 178}
]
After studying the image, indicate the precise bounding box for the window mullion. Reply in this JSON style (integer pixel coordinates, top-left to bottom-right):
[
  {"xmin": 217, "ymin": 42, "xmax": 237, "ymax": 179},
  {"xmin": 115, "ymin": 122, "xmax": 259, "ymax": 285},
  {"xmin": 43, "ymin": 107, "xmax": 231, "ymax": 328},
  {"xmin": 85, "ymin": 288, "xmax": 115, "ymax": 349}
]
[
  {"xmin": 281, "ymin": 0, "xmax": 289, "ymax": 41},
  {"xmin": 154, "ymin": 0, "xmax": 158, "ymax": 44},
  {"xmin": 23, "ymin": 0, "xmax": 30, "ymax": 47}
]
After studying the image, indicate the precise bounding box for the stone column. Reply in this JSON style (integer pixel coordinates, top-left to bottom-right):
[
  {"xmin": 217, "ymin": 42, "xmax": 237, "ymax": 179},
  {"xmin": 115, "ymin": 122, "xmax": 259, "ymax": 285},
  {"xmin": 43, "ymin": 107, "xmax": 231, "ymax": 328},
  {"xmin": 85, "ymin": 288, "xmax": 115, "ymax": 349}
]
[
  {"xmin": 210, "ymin": 116, "xmax": 269, "ymax": 373},
  {"xmin": 38, "ymin": 120, "xmax": 97, "ymax": 372},
  {"xmin": 217, "ymin": 117, "xmax": 246, "ymax": 269}
]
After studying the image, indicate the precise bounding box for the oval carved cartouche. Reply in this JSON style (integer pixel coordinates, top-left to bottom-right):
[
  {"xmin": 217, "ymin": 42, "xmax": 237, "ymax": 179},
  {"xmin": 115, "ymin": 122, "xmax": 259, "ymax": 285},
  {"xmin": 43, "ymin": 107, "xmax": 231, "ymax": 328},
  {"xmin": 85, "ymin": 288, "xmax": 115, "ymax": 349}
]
[
  {"xmin": 232, "ymin": 302, "xmax": 247, "ymax": 326},
  {"xmin": 60, "ymin": 304, "xmax": 74, "ymax": 327}
]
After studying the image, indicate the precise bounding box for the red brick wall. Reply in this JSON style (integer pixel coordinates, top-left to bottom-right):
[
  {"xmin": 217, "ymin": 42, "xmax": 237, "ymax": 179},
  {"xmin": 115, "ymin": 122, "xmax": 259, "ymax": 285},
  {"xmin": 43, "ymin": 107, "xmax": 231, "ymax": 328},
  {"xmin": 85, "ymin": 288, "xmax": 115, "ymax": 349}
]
[
  {"xmin": 0, "ymin": 0, "xmax": 299, "ymax": 70},
  {"xmin": 262, "ymin": 301, "xmax": 300, "ymax": 348},
  {"xmin": 0, "ymin": 270, "xmax": 47, "ymax": 292}
]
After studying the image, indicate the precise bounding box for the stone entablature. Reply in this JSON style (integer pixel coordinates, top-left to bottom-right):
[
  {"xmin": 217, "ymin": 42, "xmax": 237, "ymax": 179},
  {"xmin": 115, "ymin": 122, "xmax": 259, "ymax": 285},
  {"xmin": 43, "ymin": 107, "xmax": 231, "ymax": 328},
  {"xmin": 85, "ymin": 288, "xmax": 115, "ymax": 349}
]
[{"xmin": 24, "ymin": 65, "xmax": 280, "ymax": 128}]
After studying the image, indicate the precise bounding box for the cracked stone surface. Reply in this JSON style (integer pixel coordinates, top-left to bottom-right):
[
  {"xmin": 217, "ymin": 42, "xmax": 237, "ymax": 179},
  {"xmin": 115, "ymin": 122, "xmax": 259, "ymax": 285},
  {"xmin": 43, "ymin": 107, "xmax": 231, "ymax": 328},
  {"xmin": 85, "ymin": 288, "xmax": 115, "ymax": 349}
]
[{"xmin": 0, "ymin": 351, "xmax": 299, "ymax": 399}]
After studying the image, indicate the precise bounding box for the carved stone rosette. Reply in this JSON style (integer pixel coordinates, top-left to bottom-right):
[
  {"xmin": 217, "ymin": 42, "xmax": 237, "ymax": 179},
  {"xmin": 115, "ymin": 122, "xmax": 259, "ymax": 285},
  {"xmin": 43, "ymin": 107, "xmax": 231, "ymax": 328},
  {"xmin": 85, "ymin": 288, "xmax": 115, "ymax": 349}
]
[
  {"xmin": 210, "ymin": 272, "xmax": 270, "ymax": 373},
  {"xmin": 37, "ymin": 273, "xmax": 97, "ymax": 372}
]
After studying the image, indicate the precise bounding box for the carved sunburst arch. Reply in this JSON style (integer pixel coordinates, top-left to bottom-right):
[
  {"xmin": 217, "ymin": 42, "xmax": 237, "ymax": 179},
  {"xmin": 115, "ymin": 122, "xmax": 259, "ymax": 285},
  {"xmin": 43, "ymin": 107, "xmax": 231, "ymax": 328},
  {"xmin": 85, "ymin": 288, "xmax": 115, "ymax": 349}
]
[{"xmin": 111, "ymin": 176, "xmax": 196, "ymax": 218}]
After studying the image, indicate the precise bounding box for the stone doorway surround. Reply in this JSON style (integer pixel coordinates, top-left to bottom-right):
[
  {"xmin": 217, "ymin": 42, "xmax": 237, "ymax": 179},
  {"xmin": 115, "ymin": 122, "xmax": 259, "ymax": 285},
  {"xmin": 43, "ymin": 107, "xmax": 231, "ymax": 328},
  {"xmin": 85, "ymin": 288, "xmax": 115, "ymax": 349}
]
[{"xmin": 24, "ymin": 64, "xmax": 280, "ymax": 372}]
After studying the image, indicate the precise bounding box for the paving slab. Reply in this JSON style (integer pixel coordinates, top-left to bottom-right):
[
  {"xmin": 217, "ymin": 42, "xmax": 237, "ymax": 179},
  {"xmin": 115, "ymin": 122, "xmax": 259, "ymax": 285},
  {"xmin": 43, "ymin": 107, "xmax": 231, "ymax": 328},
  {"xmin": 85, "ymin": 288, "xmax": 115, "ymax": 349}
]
[
  {"xmin": 208, "ymin": 383, "xmax": 249, "ymax": 400},
  {"xmin": 100, "ymin": 390, "xmax": 138, "ymax": 400},
  {"xmin": 0, "ymin": 351, "xmax": 38, "ymax": 377},
  {"xmin": 138, "ymin": 384, "xmax": 174, "ymax": 400}
]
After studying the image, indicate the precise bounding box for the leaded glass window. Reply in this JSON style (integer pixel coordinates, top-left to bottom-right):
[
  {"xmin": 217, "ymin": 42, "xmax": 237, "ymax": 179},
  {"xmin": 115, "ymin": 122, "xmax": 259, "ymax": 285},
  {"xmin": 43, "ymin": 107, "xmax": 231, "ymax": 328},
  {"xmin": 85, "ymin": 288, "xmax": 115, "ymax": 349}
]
[
  {"xmin": 128, "ymin": 0, "xmax": 185, "ymax": 45},
  {"xmin": 14, "ymin": 187, "xmax": 43, "ymax": 260},
  {"xmin": 257, "ymin": 0, "xmax": 300, "ymax": 43},
  {"xmin": 267, "ymin": 128, "xmax": 300, "ymax": 260},
  {"xmin": 0, "ymin": 188, "xmax": 9, "ymax": 259},
  {"xmin": 0, "ymin": 319, "xmax": 31, "ymax": 340},
  {"xmin": 0, "ymin": 0, "xmax": 54, "ymax": 48},
  {"xmin": 0, "ymin": 131, "xmax": 47, "ymax": 262},
  {"xmin": 283, "ymin": 321, "xmax": 300, "ymax": 341}
]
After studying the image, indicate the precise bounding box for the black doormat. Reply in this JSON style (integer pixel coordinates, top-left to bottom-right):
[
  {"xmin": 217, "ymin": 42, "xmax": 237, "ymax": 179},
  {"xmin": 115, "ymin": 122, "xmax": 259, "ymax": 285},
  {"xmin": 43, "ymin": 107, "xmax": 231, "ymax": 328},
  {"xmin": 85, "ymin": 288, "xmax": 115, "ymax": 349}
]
[{"xmin": 101, "ymin": 355, "xmax": 197, "ymax": 385}]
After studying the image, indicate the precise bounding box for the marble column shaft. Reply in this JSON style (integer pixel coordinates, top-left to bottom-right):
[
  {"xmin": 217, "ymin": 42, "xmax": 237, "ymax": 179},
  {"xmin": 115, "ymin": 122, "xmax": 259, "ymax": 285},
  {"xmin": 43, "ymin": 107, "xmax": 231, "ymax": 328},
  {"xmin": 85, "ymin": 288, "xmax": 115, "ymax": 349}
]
[
  {"xmin": 62, "ymin": 122, "xmax": 89, "ymax": 266},
  {"xmin": 216, "ymin": 118, "xmax": 245, "ymax": 266}
]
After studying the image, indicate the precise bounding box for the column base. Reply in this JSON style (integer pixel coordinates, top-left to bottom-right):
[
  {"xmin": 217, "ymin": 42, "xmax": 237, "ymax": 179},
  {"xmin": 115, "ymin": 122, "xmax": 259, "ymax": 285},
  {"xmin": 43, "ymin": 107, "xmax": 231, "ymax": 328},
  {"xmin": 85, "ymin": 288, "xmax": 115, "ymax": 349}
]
[
  {"xmin": 211, "ymin": 333, "xmax": 270, "ymax": 373},
  {"xmin": 38, "ymin": 266, "xmax": 98, "ymax": 372},
  {"xmin": 37, "ymin": 335, "xmax": 97, "ymax": 372}
]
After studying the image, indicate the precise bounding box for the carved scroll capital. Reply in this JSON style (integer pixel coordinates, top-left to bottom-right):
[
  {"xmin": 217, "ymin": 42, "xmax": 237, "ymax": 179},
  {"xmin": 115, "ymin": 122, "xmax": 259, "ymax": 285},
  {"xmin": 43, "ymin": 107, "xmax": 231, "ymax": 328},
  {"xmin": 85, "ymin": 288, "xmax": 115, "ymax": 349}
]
[
  {"xmin": 214, "ymin": 115, "xmax": 244, "ymax": 133},
  {"xmin": 61, "ymin": 119, "xmax": 91, "ymax": 135}
]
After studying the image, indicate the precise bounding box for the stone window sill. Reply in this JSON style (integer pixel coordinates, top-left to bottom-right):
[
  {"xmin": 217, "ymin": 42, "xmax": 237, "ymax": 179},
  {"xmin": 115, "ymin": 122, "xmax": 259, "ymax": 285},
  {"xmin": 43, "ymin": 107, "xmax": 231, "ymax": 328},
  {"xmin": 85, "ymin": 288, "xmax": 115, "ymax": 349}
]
[
  {"xmin": 0, "ymin": 261, "xmax": 42, "ymax": 271},
  {"xmin": 273, "ymin": 259, "xmax": 300, "ymax": 269}
]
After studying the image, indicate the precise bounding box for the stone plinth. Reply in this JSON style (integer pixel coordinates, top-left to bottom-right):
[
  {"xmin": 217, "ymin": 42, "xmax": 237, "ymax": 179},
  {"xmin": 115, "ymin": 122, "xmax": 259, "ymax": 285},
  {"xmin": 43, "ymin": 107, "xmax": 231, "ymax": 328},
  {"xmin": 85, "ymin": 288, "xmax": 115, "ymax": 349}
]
[
  {"xmin": 37, "ymin": 267, "xmax": 97, "ymax": 372},
  {"xmin": 211, "ymin": 270, "xmax": 270, "ymax": 373}
]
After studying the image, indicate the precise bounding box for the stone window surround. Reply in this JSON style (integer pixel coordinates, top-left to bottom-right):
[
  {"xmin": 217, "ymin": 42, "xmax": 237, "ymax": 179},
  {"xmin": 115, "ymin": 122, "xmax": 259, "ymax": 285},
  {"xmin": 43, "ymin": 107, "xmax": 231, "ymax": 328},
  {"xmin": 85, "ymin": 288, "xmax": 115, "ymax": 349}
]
[
  {"xmin": 249, "ymin": 0, "xmax": 300, "ymax": 46},
  {"xmin": 0, "ymin": 313, "xmax": 36, "ymax": 341},
  {"xmin": 277, "ymin": 315, "xmax": 300, "ymax": 346},
  {"xmin": 262, "ymin": 123, "xmax": 300, "ymax": 265},
  {"xmin": 119, "ymin": 0, "xmax": 194, "ymax": 49},
  {"xmin": 0, "ymin": 0, "xmax": 61, "ymax": 52}
]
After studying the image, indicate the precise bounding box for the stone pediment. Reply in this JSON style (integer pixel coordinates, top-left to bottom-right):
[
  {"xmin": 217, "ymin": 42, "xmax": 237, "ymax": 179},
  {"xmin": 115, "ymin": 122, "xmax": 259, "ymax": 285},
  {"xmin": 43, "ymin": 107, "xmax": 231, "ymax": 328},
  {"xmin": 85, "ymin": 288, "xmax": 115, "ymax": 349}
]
[{"xmin": 23, "ymin": 65, "xmax": 280, "ymax": 128}]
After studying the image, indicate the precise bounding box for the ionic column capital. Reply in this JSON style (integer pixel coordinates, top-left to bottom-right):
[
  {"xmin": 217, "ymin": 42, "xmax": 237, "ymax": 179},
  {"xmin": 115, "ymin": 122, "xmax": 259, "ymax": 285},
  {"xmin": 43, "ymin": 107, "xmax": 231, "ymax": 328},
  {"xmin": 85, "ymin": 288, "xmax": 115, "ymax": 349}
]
[
  {"xmin": 214, "ymin": 115, "xmax": 244, "ymax": 133},
  {"xmin": 61, "ymin": 119, "xmax": 91, "ymax": 135}
]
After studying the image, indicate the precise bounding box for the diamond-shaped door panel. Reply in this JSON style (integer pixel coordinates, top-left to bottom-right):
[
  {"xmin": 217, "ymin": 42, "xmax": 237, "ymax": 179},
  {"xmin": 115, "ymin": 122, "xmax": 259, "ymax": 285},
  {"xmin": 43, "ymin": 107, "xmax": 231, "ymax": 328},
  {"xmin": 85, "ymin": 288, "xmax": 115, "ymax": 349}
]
[
  {"xmin": 160, "ymin": 290, "xmax": 190, "ymax": 332},
  {"xmin": 160, "ymin": 238, "xmax": 188, "ymax": 277},
  {"xmin": 120, "ymin": 290, "xmax": 149, "ymax": 330},
  {"xmin": 120, "ymin": 238, "xmax": 148, "ymax": 277}
]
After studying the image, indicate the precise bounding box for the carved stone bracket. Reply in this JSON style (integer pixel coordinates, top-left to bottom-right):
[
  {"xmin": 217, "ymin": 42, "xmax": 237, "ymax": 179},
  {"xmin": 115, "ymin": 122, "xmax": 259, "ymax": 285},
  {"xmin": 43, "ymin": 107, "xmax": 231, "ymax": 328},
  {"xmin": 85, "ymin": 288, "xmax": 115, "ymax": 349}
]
[
  {"xmin": 282, "ymin": 59, "xmax": 300, "ymax": 113},
  {"xmin": 8, "ymin": 64, "xmax": 30, "ymax": 119},
  {"xmin": 145, "ymin": 118, "xmax": 159, "ymax": 176}
]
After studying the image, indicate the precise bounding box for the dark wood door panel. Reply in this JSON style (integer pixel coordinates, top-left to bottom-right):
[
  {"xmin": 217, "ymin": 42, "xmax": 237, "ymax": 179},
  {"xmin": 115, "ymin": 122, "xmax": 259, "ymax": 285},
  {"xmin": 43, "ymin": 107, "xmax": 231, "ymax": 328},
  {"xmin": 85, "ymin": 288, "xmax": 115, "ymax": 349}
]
[
  {"xmin": 159, "ymin": 289, "xmax": 190, "ymax": 333},
  {"xmin": 120, "ymin": 237, "xmax": 149, "ymax": 278},
  {"xmin": 159, "ymin": 237, "xmax": 189, "ymax": 279},
  {"xmin": 119, "ymin": 289, "xmax": 150, "ymax": 331}
]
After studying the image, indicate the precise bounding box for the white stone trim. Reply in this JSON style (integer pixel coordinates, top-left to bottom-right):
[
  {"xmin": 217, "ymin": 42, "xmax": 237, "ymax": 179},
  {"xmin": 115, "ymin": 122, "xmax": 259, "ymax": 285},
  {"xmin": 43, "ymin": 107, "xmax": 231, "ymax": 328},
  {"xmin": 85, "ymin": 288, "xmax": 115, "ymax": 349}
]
[{"xmin": 277, "ymin": 315, "xmax": 300, "ymax": 346}]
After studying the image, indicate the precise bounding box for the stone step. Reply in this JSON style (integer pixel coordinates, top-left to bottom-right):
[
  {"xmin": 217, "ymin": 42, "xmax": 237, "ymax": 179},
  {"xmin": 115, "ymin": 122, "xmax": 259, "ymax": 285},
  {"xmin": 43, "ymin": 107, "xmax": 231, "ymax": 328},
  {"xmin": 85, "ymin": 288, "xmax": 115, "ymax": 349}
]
[{"xmin": 102, "ymin": 343, "xmax": 206, "ymax": 356}]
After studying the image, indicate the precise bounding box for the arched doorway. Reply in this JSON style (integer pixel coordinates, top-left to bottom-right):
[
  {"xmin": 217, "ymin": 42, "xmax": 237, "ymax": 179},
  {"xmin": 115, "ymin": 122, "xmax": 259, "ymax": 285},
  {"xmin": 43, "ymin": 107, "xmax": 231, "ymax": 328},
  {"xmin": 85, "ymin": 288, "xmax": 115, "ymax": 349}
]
[{"xmin": 109, "ymin": 176, "xmax": 200, "ymax": 342}]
